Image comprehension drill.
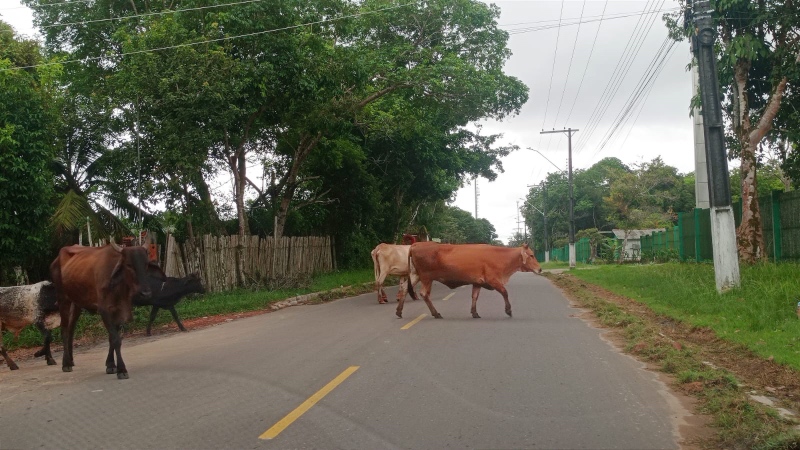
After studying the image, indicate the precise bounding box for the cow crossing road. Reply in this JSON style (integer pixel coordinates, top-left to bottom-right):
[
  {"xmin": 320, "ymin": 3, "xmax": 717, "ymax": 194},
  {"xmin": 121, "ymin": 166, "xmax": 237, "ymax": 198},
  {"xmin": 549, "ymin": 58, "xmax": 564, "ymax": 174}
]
[{"xmin": 0, "ymin": 273, "xmax": 690, "ymax": 449}]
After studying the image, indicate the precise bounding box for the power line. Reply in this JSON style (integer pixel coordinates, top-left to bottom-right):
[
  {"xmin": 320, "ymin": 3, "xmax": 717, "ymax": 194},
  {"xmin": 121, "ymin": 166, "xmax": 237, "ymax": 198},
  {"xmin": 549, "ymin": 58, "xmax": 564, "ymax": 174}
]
[
  {"xmin": 540, "ymin": 0, "xmax": 566, "ymax": 134},
  {"xmin": 574, "ymin": 0, "xmax": 665, "ymax": 153},
  {"xmin": 574, "ymin": 0, "xmax": 661, "ymax": 152},
  {"xmin": 563, "ymin": 0, "xmax": 609, "ymax": 125},
  {"xmin": 0, "ymin": 2, "xmax": 414, "ymax": 72},
  {"xmin": 551, "ymin": 0, "xmax": 587, "ymax": 129},
  {"xmin": 39, "ymin": 0, "xmax": 272, "ymax": 29},
  {"xmin": 592, "ymin": 38, "xmax": 677, "ymax": 157},
  {"xmin": 0, "ymin": 0, "xmax": 92, "ymax": 11}
]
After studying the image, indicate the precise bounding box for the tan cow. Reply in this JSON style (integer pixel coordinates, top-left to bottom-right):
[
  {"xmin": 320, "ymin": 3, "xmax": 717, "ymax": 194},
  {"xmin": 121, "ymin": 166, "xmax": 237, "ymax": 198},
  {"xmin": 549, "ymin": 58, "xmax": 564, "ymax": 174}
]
[
  {"xmin": 370, "ymin": 243, "xmax": 418, "ymax": 304},
  {"xmin": 400, "ymin": 242, "xmax": 542, "ymax": 319}
]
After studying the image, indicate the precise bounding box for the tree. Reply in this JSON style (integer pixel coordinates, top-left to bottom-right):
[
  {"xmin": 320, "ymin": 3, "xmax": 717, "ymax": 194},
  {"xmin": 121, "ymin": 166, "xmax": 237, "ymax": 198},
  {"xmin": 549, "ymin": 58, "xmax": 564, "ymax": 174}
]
[
  {"xmin": 666, "ymin": 0, "xmax": 800, "ymax": 263},
  {"xmin": 0, "ymin": 22, "xmax": 57, "ymax": 281}
]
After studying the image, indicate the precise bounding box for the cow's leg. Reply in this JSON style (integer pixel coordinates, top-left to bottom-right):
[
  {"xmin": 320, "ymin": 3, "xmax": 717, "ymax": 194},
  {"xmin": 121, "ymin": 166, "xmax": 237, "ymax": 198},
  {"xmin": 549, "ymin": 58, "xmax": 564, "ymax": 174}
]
[
  {"xmin": 33, "ymin": 322, "xmax": 57, "ymax": 365},
  {"xmin": 419, "ymin": 282, "xmax": 442, "ymax": 319},
  {"xmin": 168, "ymin": 306, "xmax": 187, "ymax": 332},
  {"xmin": 471, "ymin": 285, "xmax": 482, "ymax": 319},
  {"xmin": 396, "ymin": 276, "xmax": 408, "ymax": 302},
  {"xmin": 497, "ymin": 285, "xmax": 512, "ymax": 317},
  {"xmin": 0, "ymin": 326, "xmax": 18, "ymax": 370},
  {"xmin": 146, "ymin": 306, "xmax": 159, "ymax": 336},
  {"xmin": 60, "ymin": 302, "xmax": 80, "ymax": 372},
  {"xmin": 101, "ymin": 312, "xmax": 128, "ymax": 379},
  {"xmin": 376, "ymin": 272, "xmax": 389, "ymax": 304}
]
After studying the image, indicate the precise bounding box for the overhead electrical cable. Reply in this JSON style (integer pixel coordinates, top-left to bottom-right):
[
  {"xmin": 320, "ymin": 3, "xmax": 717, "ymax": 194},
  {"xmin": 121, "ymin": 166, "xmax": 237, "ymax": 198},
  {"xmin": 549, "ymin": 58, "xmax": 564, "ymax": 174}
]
[
  {"xmin": 40, "ymin": 0, "xmax": 272, "ymax": 29},
  {"xmin": 574, "ymin": 0, "xmax": 661, "ymax": 152},
  {"xmin": 0, "ymin": 2, "xmax": 414, "ymax": 72},
  {"xmin": 0, "ymin": 0, "xmax": 92, "ymax": 10},
  {"xmin": 539, "ymin": 0, "xmax": 566, "ymax": 135},
  {"xmin": 574, "ymin": 0, "xmax": 664, "ymax": 153},
  {"xmin": 563, "ymin": 0, "xmax": 609, "ymax": 125},
  {"xmin": 592, "ymin": 38, "xmax": 677, "ymax": 157},
  {"xmin": 551, "ymin": 0, "xmax": 587, "ymax": 129}
]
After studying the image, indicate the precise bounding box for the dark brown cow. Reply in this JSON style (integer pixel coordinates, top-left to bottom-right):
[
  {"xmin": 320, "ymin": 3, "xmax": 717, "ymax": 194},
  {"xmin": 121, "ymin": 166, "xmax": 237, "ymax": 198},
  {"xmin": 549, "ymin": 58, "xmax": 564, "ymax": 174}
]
[
  {"xmin": 399, "ymin": 242, "xmax": 542, "ymax": 319},
  {"xmin": 50, "ymin": 243, "xmax": 154, "ymax": 379}
]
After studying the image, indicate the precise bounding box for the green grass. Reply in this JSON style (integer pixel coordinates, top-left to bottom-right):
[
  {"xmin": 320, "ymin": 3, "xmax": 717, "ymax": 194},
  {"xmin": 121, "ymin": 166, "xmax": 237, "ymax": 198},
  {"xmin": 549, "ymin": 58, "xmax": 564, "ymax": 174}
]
[
  {"xmin": 569, "ymin": 262, "xmax": 800, "ymax": 371},
  {"xmin": 2, "ymin": 268, "xmax": 375, "ymax": 352}
]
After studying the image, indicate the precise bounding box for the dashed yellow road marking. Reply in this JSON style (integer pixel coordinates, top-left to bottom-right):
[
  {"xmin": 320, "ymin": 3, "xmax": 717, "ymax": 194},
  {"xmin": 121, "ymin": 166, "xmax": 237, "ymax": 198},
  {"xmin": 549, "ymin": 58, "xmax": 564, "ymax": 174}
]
[
  {"xmin": 442, "ymin": 293, "xmax": 455, "ymax": 301},
  {"xmin": 401, "ymin": 313, "xmax": 427, "ymax": 330},
  {"xmin": 259, "ymin": 366, "xmax": 360, "ymax": 440}
]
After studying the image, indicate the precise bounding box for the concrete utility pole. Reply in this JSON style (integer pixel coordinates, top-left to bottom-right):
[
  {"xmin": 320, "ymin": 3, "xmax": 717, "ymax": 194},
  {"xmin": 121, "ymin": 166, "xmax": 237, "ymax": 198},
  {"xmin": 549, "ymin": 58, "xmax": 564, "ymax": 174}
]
[
  {"xmin": 691, "ymin": 60, "xmax": 710, "ymax": 209},
  {"xmin": 540, "ymin": 128, "xmax": 578, "ymax": 268},
  {"xmin": 691, "ymin": 0, "xmax": 740, "ymax": 291}
]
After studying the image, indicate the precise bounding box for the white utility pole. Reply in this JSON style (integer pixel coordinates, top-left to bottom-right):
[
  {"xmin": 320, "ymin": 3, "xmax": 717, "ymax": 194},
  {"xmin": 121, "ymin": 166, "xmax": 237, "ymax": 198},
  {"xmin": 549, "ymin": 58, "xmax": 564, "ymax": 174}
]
[{"xmin": 691, "ymin": 58, "xmax": 710, "ymax": 208}]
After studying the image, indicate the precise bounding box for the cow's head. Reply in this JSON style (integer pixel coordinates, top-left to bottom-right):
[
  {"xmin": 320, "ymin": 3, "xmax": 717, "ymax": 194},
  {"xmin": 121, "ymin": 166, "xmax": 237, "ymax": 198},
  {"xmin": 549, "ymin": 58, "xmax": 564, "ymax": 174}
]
[
  {"xmin": 184, "ymin": 272, "xmax": 206, "ymax": 295},
  {"xmin": 109, "ymin": 243, "xmax": 153, "ymax": 301},
  {"xmin": 520, "ymin": 243, "xmax": 542, "ymax": 274}
]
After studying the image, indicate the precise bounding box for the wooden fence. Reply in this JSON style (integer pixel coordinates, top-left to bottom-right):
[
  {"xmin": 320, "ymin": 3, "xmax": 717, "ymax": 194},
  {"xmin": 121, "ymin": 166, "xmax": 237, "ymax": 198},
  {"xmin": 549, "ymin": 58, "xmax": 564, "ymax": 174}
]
[{"xmin": 162, "ymin": 234, "xmax": 334, "ymax": 292}]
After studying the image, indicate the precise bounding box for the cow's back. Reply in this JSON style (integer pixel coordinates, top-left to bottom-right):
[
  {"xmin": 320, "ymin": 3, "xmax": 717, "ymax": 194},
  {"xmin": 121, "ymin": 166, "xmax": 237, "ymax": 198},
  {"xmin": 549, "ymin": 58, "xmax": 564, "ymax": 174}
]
[{"xmin": 410, "ymin": 243, "xmax": 519, "ymax": 286}]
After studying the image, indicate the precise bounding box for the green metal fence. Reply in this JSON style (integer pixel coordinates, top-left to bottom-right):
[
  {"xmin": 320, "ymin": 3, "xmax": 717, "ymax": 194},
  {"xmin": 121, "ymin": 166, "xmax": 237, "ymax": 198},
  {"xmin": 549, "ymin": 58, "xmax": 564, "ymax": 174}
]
[{"xmin": 549, "ymin": 190, "xmax": 800, "ymax": 263}]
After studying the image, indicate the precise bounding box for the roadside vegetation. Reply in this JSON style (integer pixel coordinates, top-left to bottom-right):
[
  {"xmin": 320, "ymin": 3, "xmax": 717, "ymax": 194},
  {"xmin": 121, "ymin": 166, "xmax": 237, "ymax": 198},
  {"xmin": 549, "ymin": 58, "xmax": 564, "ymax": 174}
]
[
  {"xmin": 553, "ymin": 263, "xmax": 800, "ymax": 449},
  {"xmin": 2, "ymin": 269, "xmax": 375, "ymax": 353}
]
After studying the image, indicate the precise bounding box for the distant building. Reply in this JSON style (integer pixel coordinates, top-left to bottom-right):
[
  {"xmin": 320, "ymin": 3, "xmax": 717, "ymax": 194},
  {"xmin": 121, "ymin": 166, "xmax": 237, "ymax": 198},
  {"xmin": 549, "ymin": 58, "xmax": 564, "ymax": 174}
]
[{"xmin": 611, "ymin": 228, "xmax": 665, "ymax": 261}]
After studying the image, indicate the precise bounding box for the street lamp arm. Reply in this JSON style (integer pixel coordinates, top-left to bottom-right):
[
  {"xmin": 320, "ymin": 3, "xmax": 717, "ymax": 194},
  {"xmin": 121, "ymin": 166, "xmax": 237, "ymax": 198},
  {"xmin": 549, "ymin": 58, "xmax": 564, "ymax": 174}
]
[{"xmin": 525, "ymin": 147, "xmax": 564, "ymax": 173}]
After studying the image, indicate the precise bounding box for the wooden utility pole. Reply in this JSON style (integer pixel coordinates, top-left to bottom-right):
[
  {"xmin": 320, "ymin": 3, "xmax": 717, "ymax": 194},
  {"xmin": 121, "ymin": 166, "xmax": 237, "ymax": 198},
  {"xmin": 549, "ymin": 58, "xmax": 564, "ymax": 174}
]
[{"xmin": 691, "ymin": 0, "xmax": 740, "ymax": 291}]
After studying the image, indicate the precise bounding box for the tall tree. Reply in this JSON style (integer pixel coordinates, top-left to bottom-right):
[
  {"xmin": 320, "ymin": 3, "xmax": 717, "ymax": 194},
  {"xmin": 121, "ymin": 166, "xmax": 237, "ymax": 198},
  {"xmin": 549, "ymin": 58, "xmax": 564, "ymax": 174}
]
[
  {"xmin": 666, "ymin": 0, "xmax": 800, "ymax": 263},
  {"xmin": 0, "ymin": 22, "xmax": 57, "ymax": 281}
]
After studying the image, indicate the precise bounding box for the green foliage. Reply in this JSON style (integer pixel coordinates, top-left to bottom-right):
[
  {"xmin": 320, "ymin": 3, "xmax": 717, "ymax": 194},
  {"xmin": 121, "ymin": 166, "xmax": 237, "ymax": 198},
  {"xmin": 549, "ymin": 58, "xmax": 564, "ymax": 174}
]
[{"xmin": 0, "ymin": 25, "xmax": 57, "ymax": 281}]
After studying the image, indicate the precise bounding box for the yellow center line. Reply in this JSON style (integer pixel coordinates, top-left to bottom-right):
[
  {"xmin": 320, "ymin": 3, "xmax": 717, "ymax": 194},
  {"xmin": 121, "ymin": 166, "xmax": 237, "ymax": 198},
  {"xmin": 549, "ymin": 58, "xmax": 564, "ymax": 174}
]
[
  {"xmin": 442, "ymin": 293, "xmax": 455, "ymax": 301},
  {"xmin": 259, "ymin": 366, "xmax": 360, "ymax": 440},
  {"xmin": 401, "ymin": 313, "xmax": 427, "ymax": 330}
]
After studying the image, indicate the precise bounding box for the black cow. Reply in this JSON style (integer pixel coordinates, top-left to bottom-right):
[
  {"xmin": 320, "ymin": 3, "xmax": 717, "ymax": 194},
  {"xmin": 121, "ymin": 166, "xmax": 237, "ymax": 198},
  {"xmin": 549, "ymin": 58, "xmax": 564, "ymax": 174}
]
[{"xmin": 135, "ymin": 270, "xmax": 205, "ymax": 336}]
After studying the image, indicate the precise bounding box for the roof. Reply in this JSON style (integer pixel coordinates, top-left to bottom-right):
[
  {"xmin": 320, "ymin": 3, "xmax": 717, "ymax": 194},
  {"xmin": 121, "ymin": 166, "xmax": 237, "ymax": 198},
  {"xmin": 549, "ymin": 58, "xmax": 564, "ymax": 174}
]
[{"xmin": 611, "ymin": 228, "xmax": 666, "ymax": 240}]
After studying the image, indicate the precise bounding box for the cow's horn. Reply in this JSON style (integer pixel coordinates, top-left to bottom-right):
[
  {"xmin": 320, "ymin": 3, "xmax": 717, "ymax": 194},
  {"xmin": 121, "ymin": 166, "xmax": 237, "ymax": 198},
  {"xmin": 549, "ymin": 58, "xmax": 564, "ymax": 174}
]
[{"xmin": 110, "ymin": 240, "xmax": 123, "ymax": 252}]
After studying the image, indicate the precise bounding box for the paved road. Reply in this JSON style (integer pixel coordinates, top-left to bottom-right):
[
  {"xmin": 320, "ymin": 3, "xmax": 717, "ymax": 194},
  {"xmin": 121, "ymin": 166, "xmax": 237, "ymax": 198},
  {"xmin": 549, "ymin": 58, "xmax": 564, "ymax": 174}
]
[{"xmin": 0, "ymin": 273, "xmax": 689, "ymax": 449}]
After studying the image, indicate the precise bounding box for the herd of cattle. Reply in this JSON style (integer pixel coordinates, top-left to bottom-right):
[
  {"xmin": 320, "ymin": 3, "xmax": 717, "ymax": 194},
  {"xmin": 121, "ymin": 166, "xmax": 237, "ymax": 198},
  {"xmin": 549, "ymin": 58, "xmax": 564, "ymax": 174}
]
[
  {"xmin": 1, "ymin": 240, "xmax": 541, "ymax": 380},
  {"xmin": 0, "ymin": 242, "xmax": 204, "ymax": 378}
]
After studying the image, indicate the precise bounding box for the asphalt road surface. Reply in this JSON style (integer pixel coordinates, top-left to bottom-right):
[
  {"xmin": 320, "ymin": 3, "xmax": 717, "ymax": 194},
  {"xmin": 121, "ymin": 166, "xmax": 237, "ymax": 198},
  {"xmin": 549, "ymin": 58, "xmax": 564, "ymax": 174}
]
[{"xmin": 0, "ymin": 272, "xmax": 690, "ymax": 449}]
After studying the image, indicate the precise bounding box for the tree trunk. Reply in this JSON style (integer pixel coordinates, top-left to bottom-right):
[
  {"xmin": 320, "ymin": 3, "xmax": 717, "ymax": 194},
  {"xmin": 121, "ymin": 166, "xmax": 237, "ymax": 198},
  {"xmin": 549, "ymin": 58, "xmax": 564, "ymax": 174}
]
[
  {"xmin": 274, "ymin": 133, "xmax": 322, "ymax": 239},
  {"xmin": 228, "ymin": 147, "xmax": 249, "ymax": 237},
  {"xmin": 734, "ymin": 56, "xmax": 790, "ymax": 263}
]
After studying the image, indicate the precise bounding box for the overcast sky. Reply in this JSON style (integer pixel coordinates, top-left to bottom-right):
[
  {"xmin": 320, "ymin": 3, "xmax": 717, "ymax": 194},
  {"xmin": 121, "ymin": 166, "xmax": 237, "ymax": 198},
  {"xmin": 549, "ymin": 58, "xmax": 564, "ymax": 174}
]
[{"xmin": 1, "ymin": 0, "xmax": 695, "ymax": 245}]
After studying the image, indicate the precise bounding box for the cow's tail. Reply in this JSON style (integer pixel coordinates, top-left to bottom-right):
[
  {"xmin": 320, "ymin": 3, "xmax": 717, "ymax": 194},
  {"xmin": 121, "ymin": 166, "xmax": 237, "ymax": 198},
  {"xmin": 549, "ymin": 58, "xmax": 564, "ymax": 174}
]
[
  {"xmin": 407, "ymin": 249, "xmax": 418, "ymax": 300},
  {"xmin": 371, "ymin": 248, "xmax": 380, "ymax": 284}
]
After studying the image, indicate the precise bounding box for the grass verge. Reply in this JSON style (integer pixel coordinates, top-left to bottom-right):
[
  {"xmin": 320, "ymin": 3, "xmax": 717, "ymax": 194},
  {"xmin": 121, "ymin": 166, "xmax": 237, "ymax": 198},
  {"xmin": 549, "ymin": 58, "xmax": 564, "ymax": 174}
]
[
  {"xmin": 548, "ymin": 265, "xmax": 800, "ymax": 449},
  {"xmin": 2, "ymin": 268, "xmax": 376, "ymax": 352}
]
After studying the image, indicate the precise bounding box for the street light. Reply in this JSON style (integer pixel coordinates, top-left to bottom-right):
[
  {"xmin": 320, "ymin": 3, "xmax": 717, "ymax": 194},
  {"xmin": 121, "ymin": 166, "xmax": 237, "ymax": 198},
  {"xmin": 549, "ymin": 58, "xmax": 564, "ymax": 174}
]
[{"xmin": 525, "ymin": 147, "xmax": 565, "ymax": 173}]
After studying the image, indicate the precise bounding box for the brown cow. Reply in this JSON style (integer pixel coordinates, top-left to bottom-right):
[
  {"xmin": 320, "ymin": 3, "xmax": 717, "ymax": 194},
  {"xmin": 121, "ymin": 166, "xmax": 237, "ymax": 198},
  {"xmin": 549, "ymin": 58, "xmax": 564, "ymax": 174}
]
[
  {"xmin": 370, "ymin": 243, "xmax": 418, "ymax": 304},
  {"xmin": 399, "ymin": 242, "xmax": 542, "ymax": 319},
  {"xmin": 50, "ymin": 243, "xmax": 154, "ymax": 379}
]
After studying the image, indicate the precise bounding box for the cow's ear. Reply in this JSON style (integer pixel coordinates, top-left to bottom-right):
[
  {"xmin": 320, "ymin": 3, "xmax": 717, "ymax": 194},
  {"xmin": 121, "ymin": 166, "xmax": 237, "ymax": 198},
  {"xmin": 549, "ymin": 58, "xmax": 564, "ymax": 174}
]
[{"xmin": 109, "ymin": 260, "xmax": 125, "ymax": 290}]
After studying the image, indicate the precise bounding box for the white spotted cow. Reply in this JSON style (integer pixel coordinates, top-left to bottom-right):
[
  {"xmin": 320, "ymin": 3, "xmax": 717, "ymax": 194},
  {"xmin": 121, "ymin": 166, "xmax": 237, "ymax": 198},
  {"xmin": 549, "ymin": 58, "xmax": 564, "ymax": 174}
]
[
  {"xmin": 370, "ymin": 243, "xmax": 418, "ymax": 304},
  {"xmin": 0, "ymin": 281, "xmax": 61, "ymax": 370}
]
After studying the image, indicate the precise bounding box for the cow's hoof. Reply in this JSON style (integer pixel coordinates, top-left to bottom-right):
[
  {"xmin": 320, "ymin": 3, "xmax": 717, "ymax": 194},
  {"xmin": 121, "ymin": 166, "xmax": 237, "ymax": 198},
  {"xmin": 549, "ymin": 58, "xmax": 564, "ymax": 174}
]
[
  {"xmin": 46, "ymin": 358, "xmax": 57, "ymax": 366},
  {"xmin": 506, "ymin": 310, "xmax": 513, "ymax": 317},
  {"xmin": 117, "ymin": 372, "xmax": 129, "ymax": 380},
  {"xmin": 379, "ymin": 300, "xmax": 387, "ymax": 304},
  {"xmin": 62, "ymin": 366, "xmax": 72, "ymax": 373},
  {"xmin": 396, "ymin": 312, "xmax": 403, "ymax": 318},
  {"xmin": 9, "ymin": 363, "xmax": 19, "ymax": 370},
  {"xmin": 106, "ymin": 367, "xmax": 116, "ymax": 374},
  {"xmin": 472, "ymin": 313, "xmax": 481, "ymax": 319},
  {"xmin": 434, "ymin": 314, "xmax": 443, "ymax": 319}
]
